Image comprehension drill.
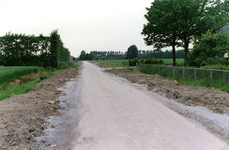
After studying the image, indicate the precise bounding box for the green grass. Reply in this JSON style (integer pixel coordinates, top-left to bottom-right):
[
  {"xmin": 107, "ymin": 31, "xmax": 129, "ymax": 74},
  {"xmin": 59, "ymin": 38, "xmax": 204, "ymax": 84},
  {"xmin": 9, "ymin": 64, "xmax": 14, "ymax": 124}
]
[
  {"xmin": 0, "ymin": 61, "xmax": 80, "ymax": 101},
  {"xmin": 94, "ymin": 59, "xmax": 184, "ymax": 67},
  {"xmin": 140, "ymin": 66, "xmax": 229, "ymax": 93},
  {"xmin": 0, "ymin": 71, "xmax": 57, "ymax": 101},
  {"xmin": 161, "ymin": 58, "xmax": 184, "ymax": 64},
  {"xmin": 0, "ymin": 66, "xmax": 45, "ymax": 85},
  {"xmin": 94, "ymin": 60, "xmax": 125, "ymax": 67}
]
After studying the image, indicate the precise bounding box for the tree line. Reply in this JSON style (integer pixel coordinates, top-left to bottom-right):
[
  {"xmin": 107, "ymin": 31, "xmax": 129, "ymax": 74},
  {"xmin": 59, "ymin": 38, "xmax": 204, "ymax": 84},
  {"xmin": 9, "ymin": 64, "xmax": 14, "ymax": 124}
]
[
  {"xmin": 79, "ymin": 47, "xmax": 184, "ymax": 60},
  {"xmin": 0, "ymin": 30, "xmax": 70, "ymax": 67}
]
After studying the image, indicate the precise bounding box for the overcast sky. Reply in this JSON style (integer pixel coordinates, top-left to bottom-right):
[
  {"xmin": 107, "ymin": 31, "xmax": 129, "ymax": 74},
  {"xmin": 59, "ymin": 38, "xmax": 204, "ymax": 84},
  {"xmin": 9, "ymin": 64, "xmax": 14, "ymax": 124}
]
[{"xmin": 0, "ymin": 0, "xmax": 157, "ymax": 57}]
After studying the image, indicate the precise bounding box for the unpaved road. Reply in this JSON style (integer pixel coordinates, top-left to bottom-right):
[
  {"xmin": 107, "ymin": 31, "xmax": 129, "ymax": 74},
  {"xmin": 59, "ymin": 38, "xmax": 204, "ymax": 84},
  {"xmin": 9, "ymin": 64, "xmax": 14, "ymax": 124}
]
[{"xmin": 73, "ymin": 61, "xmax": 228, "ymax": 150}]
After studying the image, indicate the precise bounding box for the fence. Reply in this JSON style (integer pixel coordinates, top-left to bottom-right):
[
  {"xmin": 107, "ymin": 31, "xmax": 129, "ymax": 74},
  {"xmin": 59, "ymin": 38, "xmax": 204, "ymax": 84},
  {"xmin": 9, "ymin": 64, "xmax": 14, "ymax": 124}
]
[{"xmin": 137, "ymin": 64, "xmax": 229, "ymax": 83}]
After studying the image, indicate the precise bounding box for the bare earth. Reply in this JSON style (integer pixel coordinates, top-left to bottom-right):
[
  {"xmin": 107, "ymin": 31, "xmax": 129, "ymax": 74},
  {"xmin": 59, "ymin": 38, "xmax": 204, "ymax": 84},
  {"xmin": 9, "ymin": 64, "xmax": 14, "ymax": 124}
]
[
  {"xmin": 0, "ymin": 67, "xmax": 79, "ymax": 150},
  {"xmin": 1, "ymin": 61, "xmax": 229, "ymax": 149},
  {"xmin": 105, "ymin": 68, "xmax": 229, "ymax": 115}
]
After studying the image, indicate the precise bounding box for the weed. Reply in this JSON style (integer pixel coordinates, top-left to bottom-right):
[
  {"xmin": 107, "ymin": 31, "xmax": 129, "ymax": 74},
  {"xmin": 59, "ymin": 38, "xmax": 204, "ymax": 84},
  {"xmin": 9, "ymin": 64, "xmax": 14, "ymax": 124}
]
[{"xmin": 140, "ymin": 66, "xmax": 229, "ymax": 93}]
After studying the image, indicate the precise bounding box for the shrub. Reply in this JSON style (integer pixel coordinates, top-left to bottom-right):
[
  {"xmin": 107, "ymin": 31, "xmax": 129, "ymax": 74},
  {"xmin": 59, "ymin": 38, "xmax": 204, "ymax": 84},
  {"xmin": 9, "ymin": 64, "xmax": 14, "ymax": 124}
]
[
  {"xmin": 145, "ymin": 58, "xmax": 152, "ymax": 64},
  {"xmin": 139, "ymin": 58, "xmax": 145, "ymax": 64},
  {"xmin": 59, "ymin": 62, "xmax": 68, "ymax": 69},
  {"xmin": 129, "ymin": 58, "xmax": 139, "ymax": 66},
  {"xmin": 185, "ymin": 30, "xmax": 229, "ymax": 67},
  {"xmin": 144, "ymin": 58, "xmax": 163, "ymax": 65}
]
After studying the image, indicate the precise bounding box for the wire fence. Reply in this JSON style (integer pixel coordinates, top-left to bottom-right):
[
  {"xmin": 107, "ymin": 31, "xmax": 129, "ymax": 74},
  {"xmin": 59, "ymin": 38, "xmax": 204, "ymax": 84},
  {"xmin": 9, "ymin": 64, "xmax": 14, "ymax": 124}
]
[{"xmin": 137, "ymin": 64, "xmax": 229, "ymax": 83}]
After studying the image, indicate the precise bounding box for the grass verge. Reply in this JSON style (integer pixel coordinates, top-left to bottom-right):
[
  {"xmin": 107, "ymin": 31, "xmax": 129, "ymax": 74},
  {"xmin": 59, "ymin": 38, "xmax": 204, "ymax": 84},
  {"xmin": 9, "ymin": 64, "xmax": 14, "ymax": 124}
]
[
  {"xmin": 0, "ymin": 62, "xmax": 80, "ymax": 101},
  {"xmin": 140, "ymin": 66, "xmax": 229, "ymax": 93}
]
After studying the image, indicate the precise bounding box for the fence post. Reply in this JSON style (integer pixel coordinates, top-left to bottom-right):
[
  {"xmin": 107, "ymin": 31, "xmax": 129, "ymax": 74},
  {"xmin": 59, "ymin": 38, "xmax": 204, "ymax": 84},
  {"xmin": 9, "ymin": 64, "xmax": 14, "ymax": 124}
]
[
  {"xmin": 183, "ymin": 68, "xmax": 184, "ymax": 78},
  {"xmin": 173, "ymin": 68, "xmax": 175, "ymax": 76},
  {"xmin": 211, "ymin": 70, "xmax": 212, "ymax": 81},
  {"xmin": 194, "ymin": 69, "xmax": 196, "ymax": 80}
]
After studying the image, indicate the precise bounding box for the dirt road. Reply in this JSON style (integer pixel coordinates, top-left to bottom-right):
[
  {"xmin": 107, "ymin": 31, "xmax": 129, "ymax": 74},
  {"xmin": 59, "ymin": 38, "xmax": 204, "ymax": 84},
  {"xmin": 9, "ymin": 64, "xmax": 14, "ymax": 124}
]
[{"xmin": 73, "ymin": 62, "xmax": 228, "ymax": 150}]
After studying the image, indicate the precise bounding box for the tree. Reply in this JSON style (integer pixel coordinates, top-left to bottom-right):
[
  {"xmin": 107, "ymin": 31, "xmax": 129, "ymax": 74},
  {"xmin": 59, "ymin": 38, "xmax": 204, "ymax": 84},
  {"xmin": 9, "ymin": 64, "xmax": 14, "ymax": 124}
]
[
  {"xmin": 141, "ymin": 0, "xmax": 229, "ymax": 66},
  {"xmin": 185, "ymin": 30, "xmax": 229, "ymax": 67},
  {"xmin": 141, "ymin": 0, "xmax": 180, "ymax": 66},
  {"xmin": 176, "ymin": 0, "xmax": 229, "ymax": 55},
  {"xmin": 79, "ymin": 50, "xmax": 86, "ymax": 60},
  {"xmin": 50, "ymin": 30, "xmax": 61, "ymax": 67},
  {"xmin": 126, "ymin": 45, "xmax": 138, "ymax": 59}
]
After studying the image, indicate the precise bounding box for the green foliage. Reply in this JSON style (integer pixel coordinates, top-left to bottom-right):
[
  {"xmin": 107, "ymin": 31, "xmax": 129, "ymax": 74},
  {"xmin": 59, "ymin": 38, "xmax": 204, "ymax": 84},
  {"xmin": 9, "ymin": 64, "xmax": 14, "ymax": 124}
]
[
  {"xmin": 144, "ymin": 58, "xmax": 163, "ymax": 65},
  {"xmin": 140, "ymin": 66, "xmax": 168, "ymax": 77},
  {"xmin": 50, "ymin": 30, "xmax": 70, "ymax": 67},
  {"xmin": 185, "ymin": 31, "xmax": 229, "ymax": 67},
  {"xmin": 0, "ymin": 30, "xmax": 70, "ymax": 67},
  {"xmin": 140, "ymin": 66, "xmax": 229, "ymax": 93},
  {"xmin": 138, "ymin": 49, "xmax": 185, "ymax": 59},
  {"xmin": 59, "ymin": 62, "xmax": 68, "ymax": 69},
  {"xmin": 129, "ymin": 58, "xmax": 139, "ymax": 66},
  {"xmin": 59, "ymin": 62, "xmax": 79, "ymax": 69},
  {"xmin": 139, "ymin": 58, "xmax": 145, "ymax": 64},
  {"xmin": 200, "ymin": 64, "xmax": 229, "ymax": 70},
  {"xmin": 127, "ymin": 45, "xmax": 138, "ymax": 59},
  {"xmin": 79, "ymin": 50, "xmax": 86, "ymax": 60},
  {"xmin": 79, "ymin": 50, "xmax": 97, "ymax": 60},
  {"xmin": 142, "ymin": 0, "xmax": 229, "ymax": 65},
  {"xmin": 89, "ymin": 51, "xmax": 125, "ymax": 60}
]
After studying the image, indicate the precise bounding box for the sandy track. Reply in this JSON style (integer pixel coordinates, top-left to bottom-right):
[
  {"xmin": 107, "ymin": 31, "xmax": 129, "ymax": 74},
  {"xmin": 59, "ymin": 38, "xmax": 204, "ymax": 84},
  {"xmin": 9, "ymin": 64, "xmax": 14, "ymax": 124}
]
[{"xmin": 73, "ymin": 61, "xmax": 228, "ymax": 150}]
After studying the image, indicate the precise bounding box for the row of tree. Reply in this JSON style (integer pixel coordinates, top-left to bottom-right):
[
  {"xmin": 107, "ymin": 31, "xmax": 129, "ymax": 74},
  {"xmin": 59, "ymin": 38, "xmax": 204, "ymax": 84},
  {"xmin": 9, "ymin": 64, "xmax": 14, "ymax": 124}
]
[
  {"xmin": 141, "ymin": 0, "xmax": 229, "ymax": 66},
  {"xmin": 79, "ymin": 48, "xmax": 185, "ymax": 60},
  {"xmin": 0, "ymin": 30, "xmax": 70, "ymax": 67}
]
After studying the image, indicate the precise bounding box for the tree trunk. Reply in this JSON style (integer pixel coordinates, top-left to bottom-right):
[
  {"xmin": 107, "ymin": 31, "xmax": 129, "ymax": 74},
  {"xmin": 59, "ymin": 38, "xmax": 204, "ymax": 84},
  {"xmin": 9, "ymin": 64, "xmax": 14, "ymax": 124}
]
[
  {"xmin": 184, "ymin": 38, "xmax": 189, "ymax": 56},
  {"xmin": 172, "ymin": 44, "xmax": 176, "ymax": 66}
]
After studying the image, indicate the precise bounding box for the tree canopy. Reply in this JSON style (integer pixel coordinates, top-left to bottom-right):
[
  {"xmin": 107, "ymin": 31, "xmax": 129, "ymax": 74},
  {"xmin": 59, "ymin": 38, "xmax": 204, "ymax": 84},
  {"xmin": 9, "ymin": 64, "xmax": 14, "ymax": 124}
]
[
  {"xmin": 127, "ymin": 45, "xmax": 138, "ymax": 59},
  {"xmin": 141, "ymin": 0, "xmax": 229, "ymax": 66}
]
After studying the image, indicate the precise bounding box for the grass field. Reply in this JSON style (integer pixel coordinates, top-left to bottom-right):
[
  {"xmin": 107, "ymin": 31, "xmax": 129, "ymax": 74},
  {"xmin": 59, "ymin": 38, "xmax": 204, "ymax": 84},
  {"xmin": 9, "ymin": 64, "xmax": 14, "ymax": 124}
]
[
  {"xmin": 95, "ymin": 58, "xmax": 184, "ymax": 67},
  {"xmin": 95, "ymin": 60, "xmax": 125, "ymax": 67},
  {"xmin": 0, "ymin": 62, "xmax": 80, "ymax": 101},
  {"xmin": 161, "ymin": 58, "xmax": 184, "ymax": 64},
  {"xmin": 0, "ymin": 66, "xmax": 45, "ymax": 85}
]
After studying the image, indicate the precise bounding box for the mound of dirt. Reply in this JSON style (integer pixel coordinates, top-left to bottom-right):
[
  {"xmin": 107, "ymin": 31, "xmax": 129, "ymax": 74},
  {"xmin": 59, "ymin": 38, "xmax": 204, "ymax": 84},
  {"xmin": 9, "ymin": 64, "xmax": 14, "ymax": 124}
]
[
  {"xmin": 0, "ymin": 67, "xmax": 79, "ymax": 150},
  {"xmin": 106, "ymin": 69, "xmax": 229, "ymax": 115}
]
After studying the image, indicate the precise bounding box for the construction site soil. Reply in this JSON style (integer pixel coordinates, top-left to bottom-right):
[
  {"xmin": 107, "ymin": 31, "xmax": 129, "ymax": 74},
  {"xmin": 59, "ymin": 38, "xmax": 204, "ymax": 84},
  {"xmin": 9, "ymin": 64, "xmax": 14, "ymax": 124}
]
[
  {"xmin": 0, "ymin": 67, "xmax": 79, "ymax": 150},
  {"xmin": 92, "ymin": 61, "xmax": 229, "ymax": 115},
  {"xmin": 1, "ymin": 61, "xmax": 229, "ymax": 149}
]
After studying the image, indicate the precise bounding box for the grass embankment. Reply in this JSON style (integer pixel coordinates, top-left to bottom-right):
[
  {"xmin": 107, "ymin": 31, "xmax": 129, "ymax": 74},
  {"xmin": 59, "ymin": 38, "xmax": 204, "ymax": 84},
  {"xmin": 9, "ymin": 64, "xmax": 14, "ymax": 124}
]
[
  {"xmin": 140, "ymin": 66, "xmax": 229, "ymax": 93},
  {"xmin": 0, "ymin": 62, "xmax": 80, "ymax": 101}
]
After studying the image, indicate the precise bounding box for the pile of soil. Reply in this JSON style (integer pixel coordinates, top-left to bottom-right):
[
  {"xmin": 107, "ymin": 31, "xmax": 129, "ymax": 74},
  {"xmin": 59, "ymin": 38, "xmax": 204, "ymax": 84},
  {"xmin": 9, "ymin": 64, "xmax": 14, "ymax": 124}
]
[
  {"xmin": 106, "ymin": 69, "xmax": 229, "ymax": 115},
  {"xmin": 0, "ymin": 67, "xmax": 79, "ymax": 150}
]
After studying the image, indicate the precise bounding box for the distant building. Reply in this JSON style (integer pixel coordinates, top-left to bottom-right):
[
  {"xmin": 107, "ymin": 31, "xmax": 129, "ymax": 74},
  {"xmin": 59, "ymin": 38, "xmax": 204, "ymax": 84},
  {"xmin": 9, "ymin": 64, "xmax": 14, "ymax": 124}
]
[{"xmin": 69, "ymin": 55, "xmax": 73, "ymax": 62}]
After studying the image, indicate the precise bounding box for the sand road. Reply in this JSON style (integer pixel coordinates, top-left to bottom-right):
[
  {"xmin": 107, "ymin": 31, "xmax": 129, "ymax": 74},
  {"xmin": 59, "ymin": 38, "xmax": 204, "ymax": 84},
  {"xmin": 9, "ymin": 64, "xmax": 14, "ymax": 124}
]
[{"xmin": 73, "ymin": 61, "xmax": 228, "ymax": 150}]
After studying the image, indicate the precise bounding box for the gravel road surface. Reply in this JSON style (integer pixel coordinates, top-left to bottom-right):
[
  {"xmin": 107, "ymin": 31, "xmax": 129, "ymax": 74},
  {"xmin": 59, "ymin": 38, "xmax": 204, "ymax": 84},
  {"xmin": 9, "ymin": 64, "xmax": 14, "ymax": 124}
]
[{"xmin": 73, "ymin": 61, "xmax": 228, "ymax": 150}]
